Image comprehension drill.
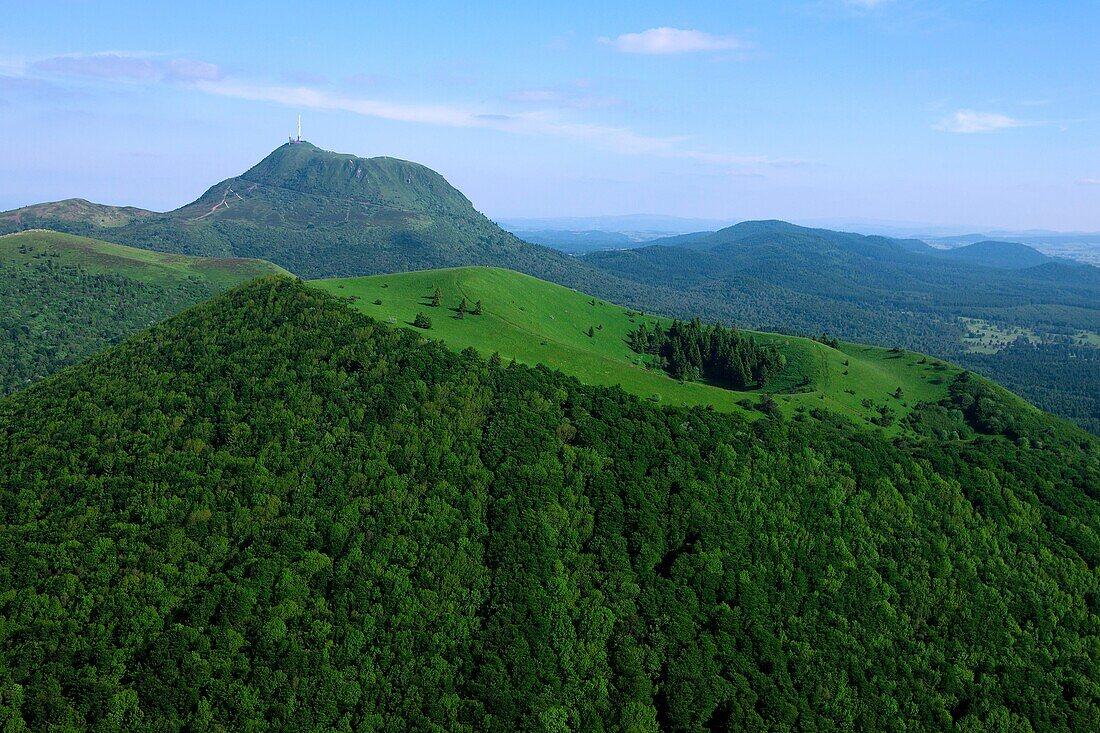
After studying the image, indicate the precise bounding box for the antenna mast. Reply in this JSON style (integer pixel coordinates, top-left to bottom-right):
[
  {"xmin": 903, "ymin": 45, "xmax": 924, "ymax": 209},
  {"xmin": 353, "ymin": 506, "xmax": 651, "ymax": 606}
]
[{"xmin": 297, "ymin": 114, "xmax": 302, "ymax": 143}]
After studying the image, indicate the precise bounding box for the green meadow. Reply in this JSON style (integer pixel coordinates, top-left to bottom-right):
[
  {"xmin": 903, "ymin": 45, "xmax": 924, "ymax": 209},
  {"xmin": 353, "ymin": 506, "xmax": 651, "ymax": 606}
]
[{"xmin": 315, "ymin": 266, "xmax": 961, "ymax": 432}]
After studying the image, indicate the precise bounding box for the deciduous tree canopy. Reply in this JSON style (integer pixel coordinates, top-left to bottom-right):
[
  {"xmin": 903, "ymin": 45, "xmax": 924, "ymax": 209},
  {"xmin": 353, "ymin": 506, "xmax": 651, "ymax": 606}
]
[{"xmin": 0, "ymin": 278, "xmax": 1096, "ymax": 731}]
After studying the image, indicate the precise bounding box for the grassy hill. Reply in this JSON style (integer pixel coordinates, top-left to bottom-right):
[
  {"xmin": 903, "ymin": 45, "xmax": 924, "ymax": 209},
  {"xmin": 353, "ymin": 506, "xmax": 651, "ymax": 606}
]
[
  {"xmin": 0, "ymin": 230, "xmax": 286, "ymax": 394},
  {"xmin": 0, "ymin": 276, "xmax": 1095, "ymax": 730},
  {"xmin": 584, "ymin": 219, "xmax": 1100, "ymax": 433},
  {"xmin": 315, "ymin": 267, "xmax": 963, "ymax": 434},
  {"xmin": 5, "ymin": 158, "xmax": 1097, "ymax": 433}
]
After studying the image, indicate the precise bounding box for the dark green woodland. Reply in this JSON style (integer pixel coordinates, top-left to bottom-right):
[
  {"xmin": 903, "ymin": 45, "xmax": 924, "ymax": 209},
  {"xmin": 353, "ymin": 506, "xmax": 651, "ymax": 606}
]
[{"xmin": 1, "ymin": 278, "xmax": 1096, "ymax": 731}]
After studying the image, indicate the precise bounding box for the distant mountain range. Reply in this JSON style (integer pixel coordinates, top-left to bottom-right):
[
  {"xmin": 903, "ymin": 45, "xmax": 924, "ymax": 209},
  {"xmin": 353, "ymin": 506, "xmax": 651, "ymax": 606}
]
[
  {"xmin": 498, "ymin": 214, "xmax": 737, "ymax": 254},
  {"xmin": 500, "ymin": 214, "xmax": 1100, "ymax": 264},
  {"xmin": 499, "ymin": 213, "xmax": 736, "ymax": 234},
  {"xmin": 3, "ymin": 143, "xmax": 1098, "ymax": 432}
]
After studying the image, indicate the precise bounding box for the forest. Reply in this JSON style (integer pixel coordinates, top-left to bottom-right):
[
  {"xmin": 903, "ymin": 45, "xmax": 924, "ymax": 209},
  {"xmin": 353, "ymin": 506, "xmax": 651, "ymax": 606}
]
[
  {"xmin": 0, "ymin": 231, "xmax": 279, "ymax": 396},
  {"xmin": 1, "ymin": 256, "xmax": 224, "ymax": 395},
  {"xmin": 0, "ymin": 277, "xmax": 1096, "ymax": 731},
  {"xmin": 626, "ymin": 319, "xmax": 785, "ymax": 388}
]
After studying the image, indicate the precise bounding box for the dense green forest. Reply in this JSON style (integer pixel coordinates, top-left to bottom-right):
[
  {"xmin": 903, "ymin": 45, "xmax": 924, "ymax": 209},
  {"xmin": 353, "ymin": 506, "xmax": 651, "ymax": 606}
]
[
  {"xmin": 0, "ymin": 231, "xmax": 283, "ymax": 395},
  {"xmin": 1, "ymin": 277, "xmax": 1096, "ymax": 731},
  {"xmin": 626, "ymin": 319, "xmax": 785, "ymax": 388},
  {"xmin": 962, "ymin": 340, "xmax": 1100, "ymax": 435}
]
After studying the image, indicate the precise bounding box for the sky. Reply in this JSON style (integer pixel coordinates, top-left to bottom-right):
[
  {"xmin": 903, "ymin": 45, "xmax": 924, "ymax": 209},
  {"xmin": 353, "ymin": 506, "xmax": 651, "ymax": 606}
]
[{"xmin": 2, "ymin": 1, "xmax": 1100, "ymax": 231}]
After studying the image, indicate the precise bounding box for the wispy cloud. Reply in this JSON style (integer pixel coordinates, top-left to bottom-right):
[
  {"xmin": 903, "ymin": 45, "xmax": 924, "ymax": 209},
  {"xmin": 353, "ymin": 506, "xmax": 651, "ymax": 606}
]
[
  {"xmin": 16, "ymin": 49, "xmax": 797, "ymax": 173},
  {"xmin": 30, "ymin": 52, "xmax": 221, "ymax": 83},
  {"xmin": 934, "ymin": 109, "xmax": 1032, "ymax": 133},
  {"xmin": 845, "ymin": 0, "xmax": 889, "ymax": 8},
  {"xmin": 196, "ymin": 79, "xmax": 481, "ymax": 127},
  {"xmin": 32, "ymin": 53, "xmax": 158, "ymax": 80},
  {"xmin": 600, "ymin": 28, "xmax": 745, "ymax": 55},
  {"xmin": 165, "ymin": 58, "xmax": 220, "ymax": 82},
  {"xmin": 1077, "ymin": 178, "xmax": 1100, "ymax": 186},
  {"xmin": 510, "ymin": 89, "xmax": 565, "ymax": 103},
  {"xmin": 193, "ymin": 78, "xmax": 796, "ymax": 169}
]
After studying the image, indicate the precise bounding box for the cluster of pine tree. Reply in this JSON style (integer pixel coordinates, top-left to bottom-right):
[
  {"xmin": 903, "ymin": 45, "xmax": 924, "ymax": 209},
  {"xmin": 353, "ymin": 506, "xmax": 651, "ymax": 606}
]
[{"xmin": 628, "ymin": 318, "xmax": 786, "ymax": 388}]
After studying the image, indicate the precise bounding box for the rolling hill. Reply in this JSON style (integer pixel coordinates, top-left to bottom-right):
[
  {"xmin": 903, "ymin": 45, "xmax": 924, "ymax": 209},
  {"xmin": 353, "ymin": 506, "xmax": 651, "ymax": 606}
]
[
  {"xmin": 0, "ymin": 229, "xmax": 286, "ymax": 394},
  {"xmin": 937, "ymin": 240, "xmax": 1054, "ymax": 269},
  {"xmin": 584, "ymin": 219, "xmax": 1100, "ymax": 433},
  {"xmin": 0, "ymin": 276, "xmax": 1095, "ymax": 730},
  {"xmin": 314, "ymin": 266, "xmax": 964, "ymax": 435},
  {"xmin": 0, "ymin": 197, "xmax": 156, "ymax": 228}
]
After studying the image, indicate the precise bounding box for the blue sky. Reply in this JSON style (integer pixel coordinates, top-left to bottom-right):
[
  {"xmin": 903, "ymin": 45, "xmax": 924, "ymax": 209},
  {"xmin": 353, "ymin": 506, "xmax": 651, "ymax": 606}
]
[{"xmin": 3, "ymin": 0, "xmax": 1099, "ymax": 230}]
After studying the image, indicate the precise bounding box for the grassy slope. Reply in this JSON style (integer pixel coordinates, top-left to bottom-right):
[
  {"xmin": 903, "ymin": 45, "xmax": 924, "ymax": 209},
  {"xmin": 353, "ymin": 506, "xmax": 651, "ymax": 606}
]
[
  {"xmin": 0, "ymin": 230, "xmax": 290, "ymax": 283},
  {"xmin": 314, "ymin": 266, "xmax": 960, "ymax": 433}
]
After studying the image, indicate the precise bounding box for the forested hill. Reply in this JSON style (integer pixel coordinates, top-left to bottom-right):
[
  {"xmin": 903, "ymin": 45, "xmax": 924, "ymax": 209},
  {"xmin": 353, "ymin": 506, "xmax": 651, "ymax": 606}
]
[
  {"xmin": 937, "ymin": 240, "xmax": 1054, "ymax": 269},
  {"xmin": 0, "ymin": 230, "xmax": 286, "ymax": 395},
  {"xmin": 584, "ymin": 220, "xmax": 1100, "ymax": 434},
  {"xmin": 0, "ymin": 276, "xmax": 1096, "ymax": 730},
  {"xmin": 0, "ymin": 143, "xmax": 637, "ymax": 294}
]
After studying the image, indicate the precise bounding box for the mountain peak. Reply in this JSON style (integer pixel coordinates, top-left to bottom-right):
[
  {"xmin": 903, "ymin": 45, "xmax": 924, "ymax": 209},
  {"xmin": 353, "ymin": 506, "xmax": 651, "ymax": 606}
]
[
  {"xmin": 233, "ymin": 142, "xmax": 472, "ymax": 209},
  {"xmin": 165, "ymin": 141, "xmax": 480, "ymax": 234}
]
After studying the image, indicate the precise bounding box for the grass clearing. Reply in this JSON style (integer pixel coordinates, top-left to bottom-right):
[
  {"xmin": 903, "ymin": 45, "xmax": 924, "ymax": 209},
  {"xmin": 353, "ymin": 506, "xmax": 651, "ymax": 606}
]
[{"xmin": 314, "ymin": 267, "xmax": 960, "ymax": 434}]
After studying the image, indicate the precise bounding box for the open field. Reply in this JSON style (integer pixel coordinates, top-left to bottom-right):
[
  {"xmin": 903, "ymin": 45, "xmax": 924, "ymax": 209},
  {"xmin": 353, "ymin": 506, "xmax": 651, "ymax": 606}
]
[{"xmin": 315, "ymin": 266, "xmax": 961, "ymax": 433}]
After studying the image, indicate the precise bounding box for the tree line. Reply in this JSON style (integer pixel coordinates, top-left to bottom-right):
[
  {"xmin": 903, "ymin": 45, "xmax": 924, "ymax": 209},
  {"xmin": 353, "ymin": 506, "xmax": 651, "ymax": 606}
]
[{"xmin": 627, "ymin": 318, "xmax": 786, "ymax": 389}]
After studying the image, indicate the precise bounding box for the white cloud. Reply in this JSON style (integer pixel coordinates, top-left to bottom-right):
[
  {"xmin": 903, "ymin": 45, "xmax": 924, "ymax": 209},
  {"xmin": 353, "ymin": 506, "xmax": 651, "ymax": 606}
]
[
  {"xmin": 31, "ymin": 52, "xmax": 221, "ymax": 83},
  {"xmin": 193, "ymin": 78, "xmax": 797, "ymax": 169},
  {"xmin": 165, "ymin": 59, "xmax": 221, "ymax": 82},
  {"xmin": 934, "ymin": 110, "xmax": 1031, "ymax": 133},
  {"xmin": 32, "ymin": 53, "xmax": 158, "ymax": 80},
  {"xmin": 1077, "ymin": 178, "xmax": 1100, "ymax": 186},
  {"xmin": 18, "ymin": 50, "xmax": 795, "ymax": 173},
  {"xmin": 195, "ymin": 79, "xmax": 479, "ymax": 128},
  {"xmin": 846, "ymin": 0, "xmax": 889, "ymax": 8},
  {"xmin": 601, "ymin": 28, "xmax": 745, "ymax": 55}
]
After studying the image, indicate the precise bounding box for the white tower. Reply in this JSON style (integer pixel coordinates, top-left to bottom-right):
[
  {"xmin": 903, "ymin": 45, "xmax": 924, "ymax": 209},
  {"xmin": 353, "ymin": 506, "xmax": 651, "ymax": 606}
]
[{"xmin": 297, "ymin": 115, "xmax": 302, "ymax": 143}]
